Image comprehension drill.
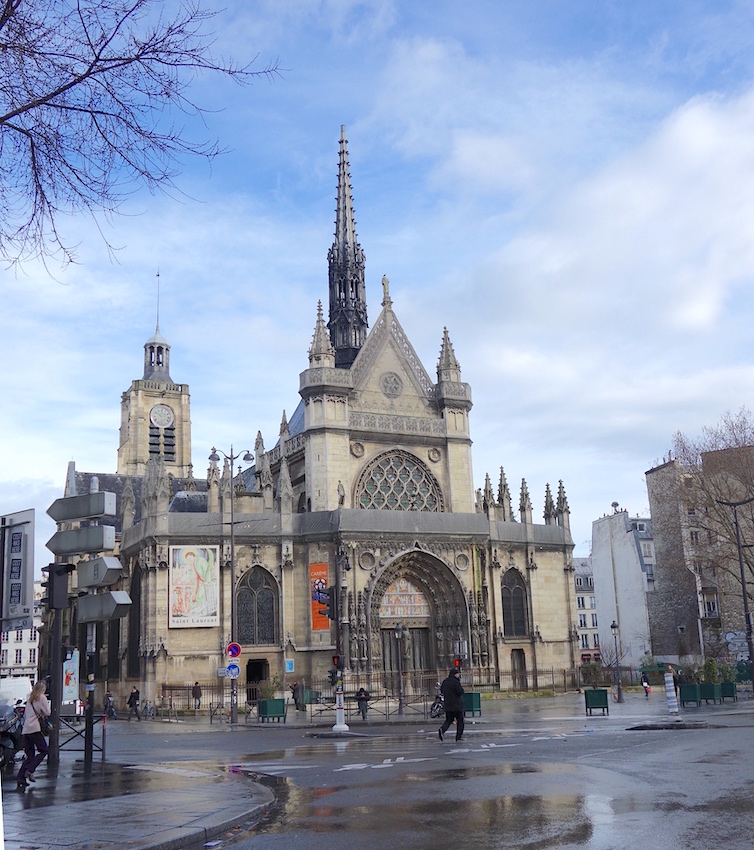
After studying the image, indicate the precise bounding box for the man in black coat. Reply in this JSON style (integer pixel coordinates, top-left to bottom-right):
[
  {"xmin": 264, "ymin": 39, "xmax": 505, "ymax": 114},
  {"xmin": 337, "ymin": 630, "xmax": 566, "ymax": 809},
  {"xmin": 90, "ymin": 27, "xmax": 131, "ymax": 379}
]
[{"xmin": 438, "ymin": 669, "xmax": 465, "ymax": 742}]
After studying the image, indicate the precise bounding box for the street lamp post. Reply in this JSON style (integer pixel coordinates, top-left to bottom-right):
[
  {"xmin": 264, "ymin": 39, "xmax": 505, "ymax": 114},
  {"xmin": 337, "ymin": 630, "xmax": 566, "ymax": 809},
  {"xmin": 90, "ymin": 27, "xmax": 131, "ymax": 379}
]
[
  {"xmin": 716, "ymin": 496, "xmax": 754, "ymax": 675},
  {"xmin": 610, "ymin": 620, "xmax": 624, "ymax": 703},
  {"xmin": 393, "ymin": 623, "xmax": 405, "ymax": 715},
  {"xmin": 209, "ymin": 445, "xmax": 253, "ymax": 725}
]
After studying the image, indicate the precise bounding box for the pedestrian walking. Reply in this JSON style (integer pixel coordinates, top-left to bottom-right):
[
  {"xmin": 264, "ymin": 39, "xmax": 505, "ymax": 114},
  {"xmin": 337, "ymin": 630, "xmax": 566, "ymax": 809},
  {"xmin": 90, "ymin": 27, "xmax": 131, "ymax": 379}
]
[
  {"xmin": 641, "ymin": 673, "xmax": 651, "ymax": 699},
  {"xmin": 191, "ymin": 682, "xmax": 202, "ymax": 709},
  {"xmin": 16, "ymin": 679, "xmax": 51, "ymax": 790},
  {"xmin": 438, "ymin": 668, "xmax": 465, "ymax": 742},
  {"xmin": 105, "ymin": 691, "xmax": 118, "ymax": 719},
  {"xmin": 127, "ymin": 686, "xmax": 141, "ymax": 721}
]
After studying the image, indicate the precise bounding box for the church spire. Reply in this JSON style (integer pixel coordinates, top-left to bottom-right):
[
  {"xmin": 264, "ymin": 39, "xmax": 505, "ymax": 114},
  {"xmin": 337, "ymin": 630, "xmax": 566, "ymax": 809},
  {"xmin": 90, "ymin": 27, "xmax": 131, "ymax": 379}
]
[
  {"xmin": 142, "ymin": 323, "xmax": 172, "ymax": 381},
  {"xmin": 142, "ymin": 271, "xmax": 172, "ymax": 380},
  {"xmin": 327, "ymin": 124, "xmax": 368, "ymax": 369},
  {"xmin": 309, "ymin": 300, "xmax": 335, "ymax": 367}
]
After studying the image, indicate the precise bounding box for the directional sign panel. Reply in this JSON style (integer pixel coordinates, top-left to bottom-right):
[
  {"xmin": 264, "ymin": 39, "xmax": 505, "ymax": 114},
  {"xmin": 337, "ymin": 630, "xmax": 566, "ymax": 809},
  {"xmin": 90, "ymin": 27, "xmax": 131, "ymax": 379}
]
[
  {"xmin": 77, "ymin": 556, "xmax": 122, "ymax": 588},
  {"xmin": 77, "ymin": 590, "xmax": 132, "ymax": 622},
  {"xmin": 226, "ymin": 663, "xmax": 241, "ymax": 679},
  {"xmin": 47, "ymin": 492, "xmax": 116, "ymax": 523},
  {"xmin": 47, "ymin": 525, "xmax": 116, "ymax": 556}
]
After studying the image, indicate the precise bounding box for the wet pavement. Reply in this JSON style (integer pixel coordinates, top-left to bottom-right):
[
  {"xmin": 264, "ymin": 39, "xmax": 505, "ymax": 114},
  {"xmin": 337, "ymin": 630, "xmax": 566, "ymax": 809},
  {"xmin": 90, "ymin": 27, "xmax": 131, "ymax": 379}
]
[{"xmin": 1, "ymin": 689, "xmax": 751, "ymax": 850}]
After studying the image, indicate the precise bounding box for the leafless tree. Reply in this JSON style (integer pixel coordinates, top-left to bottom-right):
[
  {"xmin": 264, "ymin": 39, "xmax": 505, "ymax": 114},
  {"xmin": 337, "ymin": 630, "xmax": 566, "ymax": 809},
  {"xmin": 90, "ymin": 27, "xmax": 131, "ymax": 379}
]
[
  {"xmin": 0, "ymin": 0, "xmax": 277, "ymax": 267},
  {"xmin": 673, "ymin": 408, "xmax": 754, "ymax": 616}
]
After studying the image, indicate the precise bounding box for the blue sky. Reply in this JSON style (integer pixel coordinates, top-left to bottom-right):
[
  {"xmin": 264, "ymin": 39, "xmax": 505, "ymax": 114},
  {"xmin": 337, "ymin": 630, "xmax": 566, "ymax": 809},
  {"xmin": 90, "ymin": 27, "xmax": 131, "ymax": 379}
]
[{"xmin": 4, "ymin": 0, "xmax": 754, "ymax": 565}]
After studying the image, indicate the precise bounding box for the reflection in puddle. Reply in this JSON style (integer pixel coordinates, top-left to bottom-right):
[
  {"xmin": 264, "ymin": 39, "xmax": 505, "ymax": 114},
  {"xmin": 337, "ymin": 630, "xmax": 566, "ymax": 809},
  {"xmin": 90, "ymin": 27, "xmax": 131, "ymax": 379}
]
[{"xmin": 246, "ymin": 765, "xmax": 594, "ymax": 848}]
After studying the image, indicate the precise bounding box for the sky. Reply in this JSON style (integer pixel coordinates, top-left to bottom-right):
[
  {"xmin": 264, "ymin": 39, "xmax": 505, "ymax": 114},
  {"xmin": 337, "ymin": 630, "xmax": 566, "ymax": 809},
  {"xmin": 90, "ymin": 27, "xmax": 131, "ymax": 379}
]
[{"xmin": 4, "ymin": 0, "xmax": 754, "ymax": 567}]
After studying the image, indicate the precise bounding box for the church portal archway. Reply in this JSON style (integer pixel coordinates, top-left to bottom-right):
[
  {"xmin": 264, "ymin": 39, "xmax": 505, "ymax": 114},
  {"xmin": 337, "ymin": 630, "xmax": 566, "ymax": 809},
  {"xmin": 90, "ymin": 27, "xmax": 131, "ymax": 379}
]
[{"xmin": 368, "ymin": 550, "xmax": 468, "ymax": 679}]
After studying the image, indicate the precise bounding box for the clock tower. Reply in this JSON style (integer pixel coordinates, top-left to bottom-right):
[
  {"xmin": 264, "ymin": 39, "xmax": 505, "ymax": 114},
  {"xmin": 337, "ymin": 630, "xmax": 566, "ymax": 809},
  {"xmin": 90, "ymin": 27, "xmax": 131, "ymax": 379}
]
[{"xmin": 117, "ymin": 325, "xmax": 192, "ymax": 476}]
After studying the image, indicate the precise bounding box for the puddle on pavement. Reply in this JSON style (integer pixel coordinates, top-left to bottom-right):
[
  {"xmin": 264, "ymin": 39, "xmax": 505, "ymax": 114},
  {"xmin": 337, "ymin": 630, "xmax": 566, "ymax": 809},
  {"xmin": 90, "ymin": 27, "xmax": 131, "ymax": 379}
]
[{"xmin": 250, "ymin": 774, "xmax": 595, "ymax": 848}]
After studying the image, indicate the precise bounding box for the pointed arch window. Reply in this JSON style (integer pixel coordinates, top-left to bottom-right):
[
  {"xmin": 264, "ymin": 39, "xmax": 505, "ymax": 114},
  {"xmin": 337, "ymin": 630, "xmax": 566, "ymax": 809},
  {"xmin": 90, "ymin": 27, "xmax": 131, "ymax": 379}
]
[
  {"xmin": 237, "ymin": 567, "xmax": 279, "ymax": 645},
  {"xmin": 355, "ymin": 450, "xmax": 444, "ymax": 512},
  {"xmin": 502, "ymin": 568, "xmax": 528, "ymax": 637}
]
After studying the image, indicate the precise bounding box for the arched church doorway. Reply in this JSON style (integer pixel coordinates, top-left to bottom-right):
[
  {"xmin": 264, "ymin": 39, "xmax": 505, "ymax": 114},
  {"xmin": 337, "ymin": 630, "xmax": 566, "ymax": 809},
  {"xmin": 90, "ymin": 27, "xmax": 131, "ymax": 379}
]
[{"xmin": 368, "ymin": 550, "xmax": 468, "ymax": 685}]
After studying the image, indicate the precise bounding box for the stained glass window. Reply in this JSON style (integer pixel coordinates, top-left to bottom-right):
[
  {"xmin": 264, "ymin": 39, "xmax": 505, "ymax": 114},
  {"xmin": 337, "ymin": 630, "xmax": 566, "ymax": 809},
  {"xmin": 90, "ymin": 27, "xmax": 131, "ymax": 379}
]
[
  {"xmin": 502, "ymin": 569, "xmax": 528, "ymax": 637},
  {"xmin": 237, "ymin": 567, "xmax": 278, "ymax": 645},
  {"xmin": 355, "ymin": 450, "xmax": 444, "ymax": 512}
]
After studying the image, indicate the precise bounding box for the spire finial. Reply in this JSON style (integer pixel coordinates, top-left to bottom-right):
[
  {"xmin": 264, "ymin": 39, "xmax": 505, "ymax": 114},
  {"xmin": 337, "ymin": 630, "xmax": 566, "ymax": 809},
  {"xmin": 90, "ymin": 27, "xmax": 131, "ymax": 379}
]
[{"xmin": 328, "ymin": 124, "xmax": 368, "ymax": 368}]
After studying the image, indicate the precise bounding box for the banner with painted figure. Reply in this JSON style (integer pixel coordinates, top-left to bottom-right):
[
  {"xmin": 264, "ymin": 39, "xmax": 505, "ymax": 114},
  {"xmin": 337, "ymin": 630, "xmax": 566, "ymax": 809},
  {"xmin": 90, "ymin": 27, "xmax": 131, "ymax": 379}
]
[
  {"xmin": 310, "ymin": 563, "xmax": 330, "ymax": 631},
  {"xmin": 169, "ymin": 545, "xmax": 220, "ymax": 628},
  {"xmin": 62, "ymin": 649, "xmax": 79, "ymax": 702}
]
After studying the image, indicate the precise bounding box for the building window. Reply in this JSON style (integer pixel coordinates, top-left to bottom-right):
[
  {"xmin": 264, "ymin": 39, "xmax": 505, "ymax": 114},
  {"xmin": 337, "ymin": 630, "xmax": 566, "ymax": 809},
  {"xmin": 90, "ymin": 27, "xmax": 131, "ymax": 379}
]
[
  {"xmin": 591, "ymin": 613, "xmax": 598, "ymax": 628},
  {"xmin": 581, "ymin": 634, "xmax": 589, "ymax": 648},
  {"xmin": 501, "ymin": 569, "xmax": 528, "ymax": 637},
  {"xmin": 28, "ymin": 648, "xmax": 36, "ymax": 665},
  {"xmin": 30, "ymin": 627, "xmax": 38, "ymax": 642},
  {"xmin": 593, "ymin": 634, "xmax": 600, "ymax": 648},
  {"xmin": 237, "ymin": 567, "xmax": 279, "ymax": 645},
  {"xmin": 1, "ymin": 631, "xmax": 8, "ymax": 642},
  {"xmin": 15, "ymin": 649, "xmax": 22, "ymax": 664},
  {"xmin": 579, "ymin": 614, "xmax": 587, "ymax": 628},
  {"xmin": 702, "ymin": 591, "xmax": 719, "ymax": 618},
  {"xmin": 15, "ymin": 629, "xmax": 23, "ymax": 641},
  {"xmin": 577, "ymin": 597, "xmax": 585, "ymax": 609},
  {"xmin": 589, "ymin": 597, "xmax": 596, "ymax": 608},
  {"xmin": 355, "ymin": 450, "xmax": 444, "ymax": 512},
  {"xmin": 0, "ymin": 650, "xmax": 7, "ymax": 665},
  {"xmin": 690, "ymin": 531, "xmax": 700, "ymax": 545},
  {"xmin": 575, "ymin": 577, "xmax": 583, "ymax": 587},
  {"xmin": 632, "ymin": 522, "xmax": 646, "ymax": 532}
]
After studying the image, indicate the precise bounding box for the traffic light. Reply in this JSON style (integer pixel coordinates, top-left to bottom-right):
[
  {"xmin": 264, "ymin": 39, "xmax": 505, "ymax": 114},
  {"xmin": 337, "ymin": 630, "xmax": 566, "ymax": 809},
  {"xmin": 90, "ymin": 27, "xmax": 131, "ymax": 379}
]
[
  {"xmin": 453, "ymin": 657, "xmax": 462, "ymax": 670},
  {"xmin": 327, "ymin": 667, "xmax": 338, "ymax": 686},
  {"xmin": 332, "ymin": 655, "xmax": 341, "ymax": 670},
  {"xmin": 319, "ymin": 586, "xmax": 337, "ymax": 620},
  {"xmin": 41, "ymin": 563, "xmax": 74, "ymax": 610}
]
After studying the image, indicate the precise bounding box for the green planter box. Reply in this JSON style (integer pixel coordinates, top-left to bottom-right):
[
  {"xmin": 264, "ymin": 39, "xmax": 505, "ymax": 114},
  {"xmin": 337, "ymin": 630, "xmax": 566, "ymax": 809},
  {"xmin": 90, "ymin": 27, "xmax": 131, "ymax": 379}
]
[
  {"xmin": 584, "ymin": 688, "xmax": 608, "ymax": 716},
  {"xmin": 679, "ymin": 683, "xmax": 700, "ymax": 707},
  {"xmin": 698, "ymin": 683, "xmax": 721, "ymax": 704},
  {"xmin": 720, "ymin": 681, "xmax": 738, "ymax": 702},
  {"xmin": 257, "ymin": 698, "xmax": 287, "ymax": 723},
  {"xmin": 463, "ymin": 692, "xmax": 481, "ymax": 717}
]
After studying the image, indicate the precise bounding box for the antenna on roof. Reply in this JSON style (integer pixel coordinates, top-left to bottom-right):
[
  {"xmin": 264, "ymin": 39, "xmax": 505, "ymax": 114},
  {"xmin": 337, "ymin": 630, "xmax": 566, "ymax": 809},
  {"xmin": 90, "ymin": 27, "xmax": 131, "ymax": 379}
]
[{"xmin": 156, "ymin": 268, "xmax": 161, "ymax": 332}]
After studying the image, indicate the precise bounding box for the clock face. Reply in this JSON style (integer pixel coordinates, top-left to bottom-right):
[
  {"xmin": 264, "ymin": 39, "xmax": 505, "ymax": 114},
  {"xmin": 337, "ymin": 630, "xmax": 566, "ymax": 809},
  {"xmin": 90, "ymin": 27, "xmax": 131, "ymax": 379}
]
[{"xmin": 150, "ymin": 404, "xmax": 174, "ymax": 428}]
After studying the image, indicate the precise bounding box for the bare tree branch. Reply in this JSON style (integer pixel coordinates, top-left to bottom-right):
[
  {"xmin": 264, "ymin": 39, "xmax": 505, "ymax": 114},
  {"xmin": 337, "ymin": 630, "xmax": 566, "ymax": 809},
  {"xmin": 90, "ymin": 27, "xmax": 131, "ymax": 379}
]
[{"xmin": 0, "ymin": 0, "xmax": 279, "ymax": 267}]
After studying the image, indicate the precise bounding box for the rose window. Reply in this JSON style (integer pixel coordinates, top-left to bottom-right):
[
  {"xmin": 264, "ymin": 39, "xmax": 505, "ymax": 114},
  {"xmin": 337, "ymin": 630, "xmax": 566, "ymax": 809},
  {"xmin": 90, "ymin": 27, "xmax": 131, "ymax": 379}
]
[{"xmin": 355, "ymin": 450, "xmax": 444, "ymax": 512}]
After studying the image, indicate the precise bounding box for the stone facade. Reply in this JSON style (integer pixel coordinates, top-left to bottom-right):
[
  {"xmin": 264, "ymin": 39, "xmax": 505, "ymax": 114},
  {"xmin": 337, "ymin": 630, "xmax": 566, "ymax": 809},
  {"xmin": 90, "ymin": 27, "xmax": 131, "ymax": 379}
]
[{"xmin": 56, "ymin": 127, "xmax": 578, "ymax": 705}]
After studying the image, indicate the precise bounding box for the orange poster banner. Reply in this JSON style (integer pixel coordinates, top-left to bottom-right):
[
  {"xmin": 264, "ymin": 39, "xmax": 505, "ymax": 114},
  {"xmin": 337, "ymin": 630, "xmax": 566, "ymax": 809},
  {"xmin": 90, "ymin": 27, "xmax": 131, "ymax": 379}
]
[{"xmin": 310, "ymin": 562, "xmax": 330, "ymax": 631}]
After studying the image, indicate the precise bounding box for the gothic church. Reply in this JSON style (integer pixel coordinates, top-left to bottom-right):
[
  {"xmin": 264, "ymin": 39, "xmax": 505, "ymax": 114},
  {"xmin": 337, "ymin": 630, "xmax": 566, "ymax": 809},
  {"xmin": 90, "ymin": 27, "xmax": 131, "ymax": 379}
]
[{"xmin": 61, "ymin": 127, "xmax": 578, "ymax": 703}]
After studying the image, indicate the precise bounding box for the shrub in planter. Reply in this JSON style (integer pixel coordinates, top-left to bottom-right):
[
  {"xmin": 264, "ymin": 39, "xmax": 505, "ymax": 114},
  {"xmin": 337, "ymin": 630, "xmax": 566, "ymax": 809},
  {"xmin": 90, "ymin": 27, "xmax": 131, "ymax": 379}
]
[{"xmin": 702, "ymin": 658, "xmax": 719, "ymax": 684}]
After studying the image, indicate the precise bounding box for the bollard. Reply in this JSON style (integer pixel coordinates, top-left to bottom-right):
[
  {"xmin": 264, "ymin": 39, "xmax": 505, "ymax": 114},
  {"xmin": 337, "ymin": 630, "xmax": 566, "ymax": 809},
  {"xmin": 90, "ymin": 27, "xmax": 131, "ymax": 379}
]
[{"xmin": 664, "ymin": 671, "xmax": 679, "ymax": 715}]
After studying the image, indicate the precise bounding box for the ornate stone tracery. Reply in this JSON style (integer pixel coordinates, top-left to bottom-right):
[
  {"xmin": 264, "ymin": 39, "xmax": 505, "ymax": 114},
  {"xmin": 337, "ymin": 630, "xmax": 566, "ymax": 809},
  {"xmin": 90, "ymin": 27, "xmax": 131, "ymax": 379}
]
[{"xmin": 354, "ymin": 449, "xmax": 444, "ymax": 512}]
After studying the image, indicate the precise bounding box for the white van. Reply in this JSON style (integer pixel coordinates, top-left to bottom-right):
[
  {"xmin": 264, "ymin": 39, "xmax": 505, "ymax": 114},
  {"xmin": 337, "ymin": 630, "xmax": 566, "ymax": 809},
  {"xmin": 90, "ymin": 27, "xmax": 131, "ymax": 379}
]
[{"xmin": 0, "ymin": 677, "xmax": 33, "ymax": 707}]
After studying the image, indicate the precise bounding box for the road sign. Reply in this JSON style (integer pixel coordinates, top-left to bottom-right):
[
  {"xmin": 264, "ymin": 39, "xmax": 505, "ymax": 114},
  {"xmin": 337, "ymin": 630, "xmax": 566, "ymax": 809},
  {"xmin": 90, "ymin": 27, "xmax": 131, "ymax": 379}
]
[
  {"xmin": 76, "ymin": 590, "xmax": 132, "ymax": 622},
  {"xmin": 47, "ymin": 525, "xmax": 116, "ymax": 555},
  {"xmin": 226, "ymin": 663, "xmax": 240, "ymax": 679},
  {"xmin": 77, "ymin": 556, "xmax": 122, "ymax": 588},
  {"xmin": 47, "ymin": 492, "xmax": 116, "ymax": 523},
  {"xmin": 1, "ymin": 509, "xmax": 34, "ymax": 629},
  {"xmin": 227, "ymin": 642, "xmax": 242, "ymax": 658}
]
